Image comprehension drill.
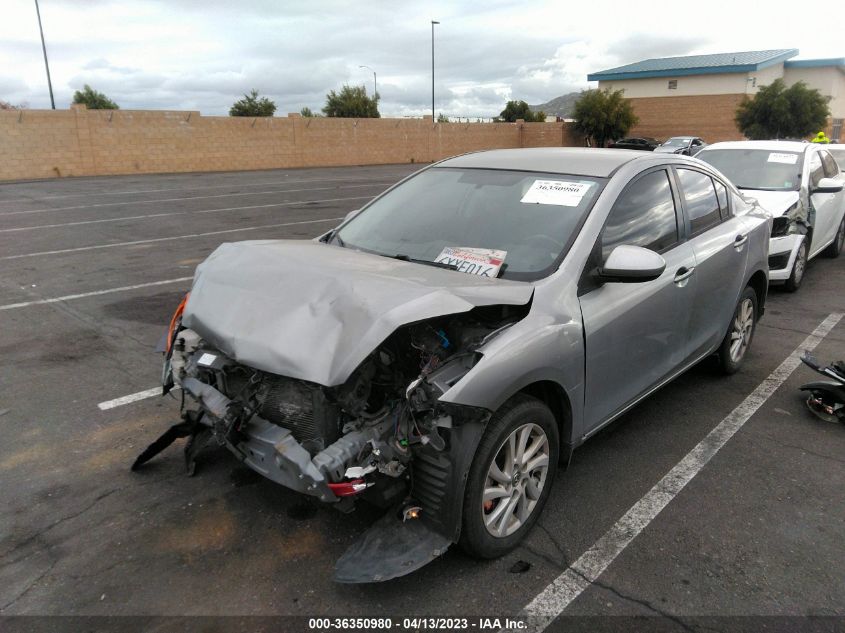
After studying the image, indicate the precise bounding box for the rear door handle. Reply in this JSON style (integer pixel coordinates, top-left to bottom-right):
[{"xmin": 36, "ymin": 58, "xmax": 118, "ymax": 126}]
[
  {"xmin": 674, "ymin": 266, "xmax": 695, "ymax": 283},
  {"xmin": 734, "ymin": 234, "xmax": 748, "ymax": 248}
]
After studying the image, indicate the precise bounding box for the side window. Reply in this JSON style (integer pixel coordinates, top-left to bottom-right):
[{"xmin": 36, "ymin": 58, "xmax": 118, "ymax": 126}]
[
  {"xmin": 809, "ymin": 153, "xmax": 825, "ymax": 188},
  {"xmin": 602, "ymin": 169, "xmax": 678, "ymax": 259},
  {"xmin": 820, "ymin": 151, "xmax": 840, "ymax": 177},
  {"xmin": 714, "ymin": 179, "xmax": 730, "ymax": 220},
  {"xmin": 677, "ymin": 168, "xmax": 721, "ymax": 234}
]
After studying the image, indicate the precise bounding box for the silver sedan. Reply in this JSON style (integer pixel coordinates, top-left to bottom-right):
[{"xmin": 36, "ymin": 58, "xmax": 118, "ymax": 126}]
[{"xmin": 142, "ymin": 148, "xmax": 770, "ymax": 582}]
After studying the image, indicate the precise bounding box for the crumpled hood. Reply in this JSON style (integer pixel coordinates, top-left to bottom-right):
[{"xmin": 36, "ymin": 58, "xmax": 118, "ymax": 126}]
[
  {"xmin": 653, "ymin": 145, "xmax": 683, "ymax": 154},
  {"xmin": 740, "ymin": 190, "xmax": 799, "ymax": 217},
  {"xmin": 182, "ymin": 240, "xmax": 533, "ymax": 386}
]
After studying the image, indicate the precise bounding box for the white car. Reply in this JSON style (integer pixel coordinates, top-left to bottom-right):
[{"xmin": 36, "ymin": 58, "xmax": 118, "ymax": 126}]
[{"xmin": 697, "ymin": 141, "xmax": 845, "ymax": 291}]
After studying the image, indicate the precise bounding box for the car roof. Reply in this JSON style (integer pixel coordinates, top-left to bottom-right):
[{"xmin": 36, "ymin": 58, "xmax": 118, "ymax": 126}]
[
  {"xmin": 436, "ymin": 147, "xmax": 645, "ymax": 177},
  {"xmin": 700, "ymin": 140, "xmax": 812, "ymax": 153}
]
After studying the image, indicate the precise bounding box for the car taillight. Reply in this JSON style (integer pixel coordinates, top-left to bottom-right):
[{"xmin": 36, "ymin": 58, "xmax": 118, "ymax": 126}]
[{"xmin": 165, "ymin": 292, "xmax": 190, "ymax": 356}]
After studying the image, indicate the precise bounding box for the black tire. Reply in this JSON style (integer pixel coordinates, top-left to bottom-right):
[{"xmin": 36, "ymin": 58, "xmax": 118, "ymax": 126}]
[
  {"xmin": 459, "ymin": 394, "xmax": 559, "ymax": 559},
  {"xmin": 784, "ymin": 240, "xmax": 808, "ymax": 292},
  {"xmin": 823, "ymin": 216, "xmax": 845, "ymax": 258},
  {"xmin": 718, "ymin": 286, "xmax": 758, "ymax": 375}
]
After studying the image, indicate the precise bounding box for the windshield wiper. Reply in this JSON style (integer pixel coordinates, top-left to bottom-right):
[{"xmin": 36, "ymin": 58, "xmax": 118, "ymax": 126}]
[
  {"xmin": 391, "ymin": 254, "xmax": 459, "ymax": 270},
  {"xmin": 327, "ymin": 230, "xmax": 345, "ymax": 247}
]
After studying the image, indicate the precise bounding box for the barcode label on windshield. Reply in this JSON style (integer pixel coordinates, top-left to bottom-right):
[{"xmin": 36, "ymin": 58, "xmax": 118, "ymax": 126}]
[{"xmin": 520, "ymin": 180, "xmax": 592, "ymax": 206}]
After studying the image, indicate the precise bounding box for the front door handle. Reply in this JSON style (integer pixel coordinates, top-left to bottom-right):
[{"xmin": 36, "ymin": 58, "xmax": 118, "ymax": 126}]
[
  {"xmin": 734, "ymin": 234, "xmax": 748, "ymax": 248},
  {"xmin": 674, "ymin": 266, "xmax": 695, "ymax": 283}
]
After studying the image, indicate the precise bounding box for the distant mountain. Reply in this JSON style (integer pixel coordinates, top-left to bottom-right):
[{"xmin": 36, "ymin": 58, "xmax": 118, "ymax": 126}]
[{"xmin": 529, "ymin": 91, "xmax": 581, "ymax": 118}]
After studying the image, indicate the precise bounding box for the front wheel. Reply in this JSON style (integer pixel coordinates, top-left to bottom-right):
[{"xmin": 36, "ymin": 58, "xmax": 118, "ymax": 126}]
[
  {"xmin": 459, "ymin": 395, "xmax": 559, "ymax": 559},
  {"xmin": 784, "ymin": 240, "xmax": 808, "ymax": 292},
  {"xmin": 718, "ymin": 286, "xmax": 758, "ymax": 375}
]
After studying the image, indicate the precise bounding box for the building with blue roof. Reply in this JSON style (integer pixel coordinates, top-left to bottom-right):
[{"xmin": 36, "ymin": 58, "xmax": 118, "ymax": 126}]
[{"xmin": 588, "ymin": 50, "xmax": 844, "ymax": 142}]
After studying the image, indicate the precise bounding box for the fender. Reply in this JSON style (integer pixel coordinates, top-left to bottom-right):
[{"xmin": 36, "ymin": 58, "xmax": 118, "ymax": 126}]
[{"xmin": 799, "ymin": 380, "xmax": 845, "ymax": 400}]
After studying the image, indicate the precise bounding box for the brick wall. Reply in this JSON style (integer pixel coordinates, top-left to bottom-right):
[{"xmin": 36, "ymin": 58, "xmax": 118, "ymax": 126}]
[
  {"xmin": 0, "ymin": 106, "xmax": 583, "ymax": 182},
  {"xmin": 626, "ymin": 94, "xmax": 748, "ymax": 143}
]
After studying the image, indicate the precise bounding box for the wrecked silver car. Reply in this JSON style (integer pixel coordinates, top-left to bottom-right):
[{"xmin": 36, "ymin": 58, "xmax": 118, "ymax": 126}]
[{"xmin": 136, "ymin": 148, "xmax": 770, "ymax": 582}]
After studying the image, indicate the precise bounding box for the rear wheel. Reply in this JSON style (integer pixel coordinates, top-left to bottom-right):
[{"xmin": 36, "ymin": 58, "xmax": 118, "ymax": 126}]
[
  {"xmin": 823, "ymin": 216, "xmax": 845, "ymax": 258},
  {"xmin": 784, "ymin": 240, "xmax": 807, "ymax": 292},
  {"xmin": 718, "ymin": 286, "xmax": 758, "ymax": 375},
  {"xmin": 459, "ymin": 395, "xmax": 559, "ymax": 559}
]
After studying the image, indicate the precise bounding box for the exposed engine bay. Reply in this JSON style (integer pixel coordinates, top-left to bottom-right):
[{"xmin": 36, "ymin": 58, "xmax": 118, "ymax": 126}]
[{"xmin": 134, "ymin": 299, "xmax": 529, "ymax": 580}]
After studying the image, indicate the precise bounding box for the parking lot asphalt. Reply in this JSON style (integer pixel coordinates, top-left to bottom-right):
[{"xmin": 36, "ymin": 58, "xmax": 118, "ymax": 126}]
[{"xmin": 1, "ymin": 165, "xmax": 843, "ymax": 628}]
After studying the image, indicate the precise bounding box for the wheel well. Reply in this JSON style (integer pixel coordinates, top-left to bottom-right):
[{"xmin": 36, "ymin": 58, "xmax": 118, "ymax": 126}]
[
  {"xmin": 747, "ymin": 270, "xmax": 767, "ymax": 319},
  {"xmin": 518, "ymin": 381, "xmax": 574, "ymax": 462}
]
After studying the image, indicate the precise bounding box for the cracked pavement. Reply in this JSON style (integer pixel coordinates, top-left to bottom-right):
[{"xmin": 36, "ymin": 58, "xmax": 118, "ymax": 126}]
[{"xmin": 0, "ymin": 166, "xmax": 843, "ymax": 625}]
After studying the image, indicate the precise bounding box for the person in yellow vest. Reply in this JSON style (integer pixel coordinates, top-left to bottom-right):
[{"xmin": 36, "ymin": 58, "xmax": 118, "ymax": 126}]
[{"xmin": 811, "ymin": 131, "xmax": 830, "ymax": 144}]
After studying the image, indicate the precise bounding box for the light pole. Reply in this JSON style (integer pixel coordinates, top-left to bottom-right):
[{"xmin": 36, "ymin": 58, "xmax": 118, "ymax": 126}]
[
  {"xmin": 431, "ymin": 20, "xmax": 439, "ymax": 120},
  {"xmin": 34, "ymin": 0, "xmax": 55, "ymax": 109},
  {"xmin": 358, "ymin": 65, "xmax": 377, "ymax": 99}
]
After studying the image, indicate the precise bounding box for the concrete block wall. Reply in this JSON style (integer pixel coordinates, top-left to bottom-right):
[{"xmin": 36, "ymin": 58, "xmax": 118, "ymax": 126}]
[
  {"xmin": 626, "ymin": 94, "xmax": 747, "ymax": 143},
  {"xmin": 0, "ymin": 107, "xmax": 583, "ymax": 182}
]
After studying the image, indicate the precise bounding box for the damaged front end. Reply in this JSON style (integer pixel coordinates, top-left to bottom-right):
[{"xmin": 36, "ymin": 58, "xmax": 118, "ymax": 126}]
[{"xmin": 136, "ymin": 295, "xmax": 529, "ymax": 582}]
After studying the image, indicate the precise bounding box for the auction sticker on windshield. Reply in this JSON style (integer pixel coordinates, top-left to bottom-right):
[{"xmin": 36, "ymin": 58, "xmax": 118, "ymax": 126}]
[
  {"xmin": 520, "ymin": 180, "xmax": 593, "ymax": 206},
  {"xmin": 435, "ymin": 247, "xmax": 507, "ymax": 277},
  {"xmin": 768, "ymin": 152, "xmax": 799, "ymax": 164}
]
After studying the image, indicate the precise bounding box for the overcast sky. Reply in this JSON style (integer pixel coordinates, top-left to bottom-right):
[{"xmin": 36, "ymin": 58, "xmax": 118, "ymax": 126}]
[{"xmin": 2, "ymin": 0, "xmax": 840, "ymax": 117}]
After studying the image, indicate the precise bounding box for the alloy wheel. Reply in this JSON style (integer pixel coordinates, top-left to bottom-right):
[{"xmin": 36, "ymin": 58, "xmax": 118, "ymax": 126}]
[
  {"xmin": 729, "ymin": 298, "xmax": 755, "ymax": 363},
  {"xmin": 793, "ymin": 243, "xmax": 807, "ymax": 284},
  {"xmin": 482, "ymin": 423, "xmax": 550, "ymax": 538}
]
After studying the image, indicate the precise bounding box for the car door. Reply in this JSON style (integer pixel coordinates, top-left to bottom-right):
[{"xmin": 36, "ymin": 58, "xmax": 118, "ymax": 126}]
[
  {"xmin": 812, "ymin": 150, "xmax": 845, "ymax": 253},
  {"xmin": 579, "ymin": 167, "xmax": 697, "ymax": 434},
  {"xmin": 674, "ymin": 167, "xmax": 748, "ymax": 357}
]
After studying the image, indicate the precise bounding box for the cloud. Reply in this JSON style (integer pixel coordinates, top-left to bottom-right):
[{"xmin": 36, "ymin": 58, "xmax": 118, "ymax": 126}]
[
  {"xmin": 0, "ymin": 0, "xmax": 834, "ymax": 115},
  {"xmin": 606, "ymin": 35, "xmax": 713, "ymax": 66}
]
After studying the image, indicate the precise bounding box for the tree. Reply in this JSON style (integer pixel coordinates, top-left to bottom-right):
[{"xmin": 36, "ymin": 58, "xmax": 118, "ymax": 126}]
[
  {"xmin": 229, "ymin": 89, "xmax": 276, "ymax": 117},
  {"xmin": 1, "ymin": 100, "xmax": 27, "ymax": 110},
  {"xmin": 300, "ymin": 106, "xmax": 315, "ymax": 117},
  {"xmin": 498, "ymin": 100, "xmax": 545, "ymax": 122},
  {"xmin": 572, "ymin": 88, "xmax": 638, "ymax": 148},
  {"xmin": 735, "ymin": 79, "xmax": 830, "ymax": 140},
  {"xmin": 72, "ymin": 85, "xmax": 119, "ymax": 109},
  {"xmin": 436, "ymin": 113, "xmax": 450, "ymax": 123},
  {"xmin": 322, "ymin": 85, "xmax": 379, "ymax": 118}
]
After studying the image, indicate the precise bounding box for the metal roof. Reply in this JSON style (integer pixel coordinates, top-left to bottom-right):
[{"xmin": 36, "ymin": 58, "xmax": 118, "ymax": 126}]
[
  {"xmin": 785, "ymin": 58, "xmax": 845, "ymax": 75},
  {"xmin": 438, "ymin": 147, "xmax": 650, "ymax": 177},
  {"xmin": 588, "ymin": 49, "xmax": 799, "ymax": 82}
]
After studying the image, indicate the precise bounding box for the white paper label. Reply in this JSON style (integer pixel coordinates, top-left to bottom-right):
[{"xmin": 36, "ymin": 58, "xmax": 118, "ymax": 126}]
[
  {"xmin": 197, "ymin": 353, "xmax": 217, "ymax": 366},
  {"xmin": 768, "ymin": 153, "xmax": 799, "ymax": 165},
  {"xmin": 435, "ymin": 247, "xmax": 507, "ymax": 277},
  {"xmin": 520, "ymin": 180, "xmax": 592, "ymax": 206}
]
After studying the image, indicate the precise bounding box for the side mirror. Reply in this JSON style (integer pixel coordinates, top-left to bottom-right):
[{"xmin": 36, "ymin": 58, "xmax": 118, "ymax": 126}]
[
  {"xmin": 596, "ymin": 245, "xmax": 666, "ymax": 283},
  {"xmin": 813, "ymin": 177, "xmax": 843, "ymax": 194}
]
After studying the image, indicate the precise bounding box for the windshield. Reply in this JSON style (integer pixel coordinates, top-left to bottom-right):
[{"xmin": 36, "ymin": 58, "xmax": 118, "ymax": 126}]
[
  {"xmin": 335, "ymin": 167, "xmax": 605, "ymax": 281},
  {"xmin": 697, "ymin": 148, "xmax": 803, "ymax": 191},
  {"xmin": 663, "ymin": 138, "xmax": 691, "ymax": 147}
]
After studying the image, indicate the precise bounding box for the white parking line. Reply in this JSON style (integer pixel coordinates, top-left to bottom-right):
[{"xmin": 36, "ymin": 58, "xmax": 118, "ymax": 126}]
[
  {"xmin": 0, "ymin": 277, "xmax": 193, "ymax": 311},
  {"xmin": 0, "ymin": 173, "xmax": 412, "ymax": 205},
  {"xmin": 0, "ymin": 183, "xmax": 391, "ymax": 217},
  {"xmin": 98, "ymin": 387, "xmax": 174, "ymax": 410},
  {"xmin": 0, "ymin": 216, "xmax": 345, "ymax": 261},
  {"xmin": 517, "ymin": 312, "xmax": 844, "ymax": 632},
  {"xmin": 0, "ymin": 194, "xmax": 372, "ymax": 233}
]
